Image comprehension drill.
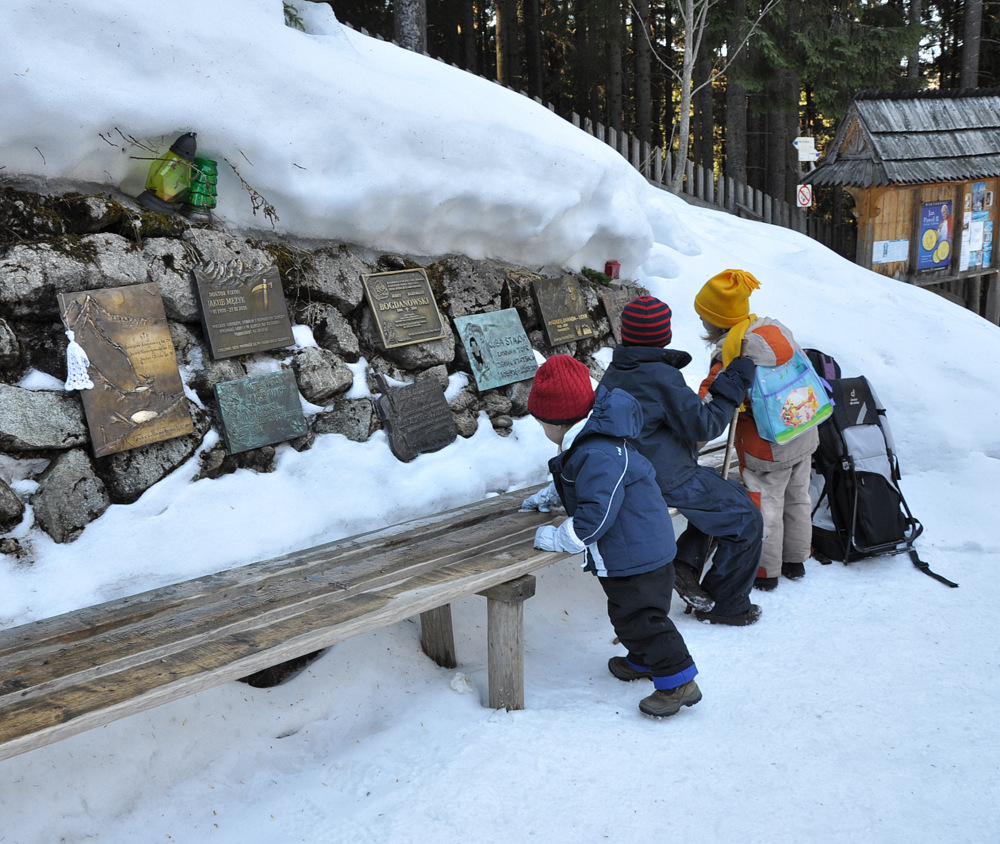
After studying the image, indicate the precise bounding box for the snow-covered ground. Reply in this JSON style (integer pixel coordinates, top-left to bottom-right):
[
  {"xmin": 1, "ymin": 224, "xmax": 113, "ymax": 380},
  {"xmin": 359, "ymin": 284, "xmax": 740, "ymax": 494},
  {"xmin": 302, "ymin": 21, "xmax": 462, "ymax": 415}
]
[{"xmin": 1, "ymin": 2, "xmax": 998, "ymax": 842}]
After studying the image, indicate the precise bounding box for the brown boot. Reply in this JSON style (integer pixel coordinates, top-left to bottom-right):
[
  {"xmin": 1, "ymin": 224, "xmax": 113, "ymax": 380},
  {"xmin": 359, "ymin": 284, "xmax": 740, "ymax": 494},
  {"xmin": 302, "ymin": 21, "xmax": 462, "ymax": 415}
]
[{"xmin": 639, "ymin": 680, "xmax": 702, "ymax": 717}]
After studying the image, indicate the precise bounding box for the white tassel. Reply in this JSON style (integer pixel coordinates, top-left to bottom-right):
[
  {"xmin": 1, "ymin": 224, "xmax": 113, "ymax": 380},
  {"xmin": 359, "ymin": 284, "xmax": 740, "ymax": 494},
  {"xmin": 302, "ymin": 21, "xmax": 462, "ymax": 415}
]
[{"xmin": 64, "ymin": 330, "xmax": 94, "ymax": 391}]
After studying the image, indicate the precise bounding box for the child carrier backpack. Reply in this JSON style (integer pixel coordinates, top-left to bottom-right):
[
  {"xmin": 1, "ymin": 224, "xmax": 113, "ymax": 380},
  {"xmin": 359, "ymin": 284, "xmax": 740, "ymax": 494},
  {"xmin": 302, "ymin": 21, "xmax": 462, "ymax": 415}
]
[
  {"xmin": 804, "ymin": 349, "xmax": 957, "ymax": 588},
  {"xmin": 749, "ymin": 348, "xmax": 832, "ymax": 444}
]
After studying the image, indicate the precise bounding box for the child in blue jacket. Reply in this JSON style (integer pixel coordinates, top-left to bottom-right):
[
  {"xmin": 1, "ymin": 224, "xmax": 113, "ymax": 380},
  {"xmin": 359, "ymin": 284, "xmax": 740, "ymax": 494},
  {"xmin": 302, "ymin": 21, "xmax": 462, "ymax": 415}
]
[{"xmin": 526, "ymin": 355, "xmax": 700, "ymax": 718}]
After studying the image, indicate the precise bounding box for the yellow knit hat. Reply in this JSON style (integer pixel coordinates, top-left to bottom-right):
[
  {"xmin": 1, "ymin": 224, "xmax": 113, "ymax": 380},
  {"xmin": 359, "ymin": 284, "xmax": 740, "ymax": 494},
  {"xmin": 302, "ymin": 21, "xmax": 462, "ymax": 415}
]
[{"xmin": 694, "ymin": 269, "xmax": 761, "ymax": 328}]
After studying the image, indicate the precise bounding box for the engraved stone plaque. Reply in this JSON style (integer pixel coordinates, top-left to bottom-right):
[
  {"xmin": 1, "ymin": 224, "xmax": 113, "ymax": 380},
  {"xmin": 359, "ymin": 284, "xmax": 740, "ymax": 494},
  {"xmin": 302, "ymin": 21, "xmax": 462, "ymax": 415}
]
[
  {"xmin": 454, "ymin": 309, "xmax": 538, "ymax": 392},
  {"xmin": 531, "ymin": 276, "xmax": 595, "ymax": 346},
  {"xmin": 600, "ymin": 284, "xmax": 640, "ymax": 345},
  {"xmin": 193, "ymin": 260, "xmax": 295, "ymax": 359},
  {"xmin": 215, "ymin": 370, "xmax": 308, "ymax": 454},
  {"xmin": 362, "ymin": 269, "xmax": 447, "ymax": 349},
  {"xmin": 373, "ymin": 373, "xmax": 457, "ymax": 463},
  {"xmin": 58, "ymin": 282, "xmax": 194, "ymax": 458}
]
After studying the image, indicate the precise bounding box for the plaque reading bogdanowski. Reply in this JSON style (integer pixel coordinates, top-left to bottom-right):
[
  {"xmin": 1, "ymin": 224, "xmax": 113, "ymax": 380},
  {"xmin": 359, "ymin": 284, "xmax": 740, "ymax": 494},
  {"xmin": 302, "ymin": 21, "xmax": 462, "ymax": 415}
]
[
  {"xmin": 214, "ymin": 370, "xmax": 308, "ymax": 454},
  {"xmin": 361, "ymin": 269, "xmax": 447, "ymax": 349},
  {"xmin": 531, "ymin": 276, "xmax": 596, "ymax": 347},
  {"xmin": 454, "ymin": 309, "xmax": 538, "ymax": 392},
  {"xmin": 193, "ymin": 260, "xmax": 295, "ymax": 360},
  {"xmin": 58, "ymin": 282, "xmax": 194, "ymax": 458}
]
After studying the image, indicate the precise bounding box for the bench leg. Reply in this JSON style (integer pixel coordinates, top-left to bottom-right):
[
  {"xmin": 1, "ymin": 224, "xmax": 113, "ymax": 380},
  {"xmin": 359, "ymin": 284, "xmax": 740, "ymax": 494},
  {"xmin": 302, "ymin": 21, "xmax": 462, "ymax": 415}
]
[
  {"xmin": 420, "ymin": 605, "xmax": 457, "ymax": 669},
  {"xmin": 478, "ymin": 574, "xmax": 536, "ymax": 711}
]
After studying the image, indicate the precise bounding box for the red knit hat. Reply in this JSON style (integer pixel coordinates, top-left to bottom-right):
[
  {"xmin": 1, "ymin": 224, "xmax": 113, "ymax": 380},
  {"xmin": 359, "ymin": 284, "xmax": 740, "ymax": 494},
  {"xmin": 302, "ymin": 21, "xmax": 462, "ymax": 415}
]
[
  {"xmin": 527, "ymin": 355, "xmax": 595, "ymax": 425},
  {"xmin": 619, "ymin": 296, "xmax": 672, "ymax": 346}
]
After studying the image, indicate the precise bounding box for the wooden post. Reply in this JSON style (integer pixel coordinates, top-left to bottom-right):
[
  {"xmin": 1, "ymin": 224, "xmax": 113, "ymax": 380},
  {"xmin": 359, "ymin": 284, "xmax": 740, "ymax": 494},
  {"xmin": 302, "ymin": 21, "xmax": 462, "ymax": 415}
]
[
  {"xmin": 478, "ymin": 575, "xmax": 536, "ymax": 711},
  {"xmin": 985, "ymin": 272, "xmax": 1000, "ymax": 324},
  {"xmin": 420, "ymin": 605, "xmax": 457, "ymax": 669}
]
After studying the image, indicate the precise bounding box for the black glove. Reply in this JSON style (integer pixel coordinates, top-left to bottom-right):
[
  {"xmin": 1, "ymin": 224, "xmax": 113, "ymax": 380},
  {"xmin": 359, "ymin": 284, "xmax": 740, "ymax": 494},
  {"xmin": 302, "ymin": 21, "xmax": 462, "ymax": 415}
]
[
  {"xmin": 708, "ymin": 356, "xmax": 755, "ymax": 404},
  {"xmin": 726, "ymin": 356, "xmax": 757, "ymax": 391}
]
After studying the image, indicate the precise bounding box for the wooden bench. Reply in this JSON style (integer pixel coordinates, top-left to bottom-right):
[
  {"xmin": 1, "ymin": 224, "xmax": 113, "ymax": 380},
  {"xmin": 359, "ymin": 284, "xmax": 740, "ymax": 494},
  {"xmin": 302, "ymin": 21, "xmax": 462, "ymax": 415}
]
[{"xmin": 0, "ymin": 487, "xmax": 564, "ymax": 763}]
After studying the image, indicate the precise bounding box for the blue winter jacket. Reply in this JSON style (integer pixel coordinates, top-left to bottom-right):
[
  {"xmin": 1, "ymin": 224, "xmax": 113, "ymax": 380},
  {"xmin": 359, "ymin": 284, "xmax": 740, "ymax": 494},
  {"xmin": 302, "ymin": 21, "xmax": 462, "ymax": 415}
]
[
  {"xmin": 549, "ymin": 386, "xmax": 676, "ymax": 577},
  {"xmin": 598, "ymin": 345, "xmax": 742, "ymax": 494}
]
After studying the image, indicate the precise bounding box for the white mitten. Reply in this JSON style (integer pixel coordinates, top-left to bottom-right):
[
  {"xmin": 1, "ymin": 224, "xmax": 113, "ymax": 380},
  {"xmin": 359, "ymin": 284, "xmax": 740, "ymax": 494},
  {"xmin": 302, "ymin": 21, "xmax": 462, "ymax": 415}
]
[
  {"xmin": 520, "ymin": 482, "xmax": 561, "ymax": 513},
  {"xmin": 533, "ymin": 519, "xmax": 586, "ymax": 554}
]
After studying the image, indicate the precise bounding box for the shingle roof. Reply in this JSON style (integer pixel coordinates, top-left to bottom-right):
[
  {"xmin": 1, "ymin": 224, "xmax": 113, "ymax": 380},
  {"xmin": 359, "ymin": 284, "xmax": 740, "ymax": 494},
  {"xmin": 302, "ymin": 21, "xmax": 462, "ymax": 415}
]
[{"xmin": 802, "ymin": 88, "xmax": 1000, "ymax": 188}]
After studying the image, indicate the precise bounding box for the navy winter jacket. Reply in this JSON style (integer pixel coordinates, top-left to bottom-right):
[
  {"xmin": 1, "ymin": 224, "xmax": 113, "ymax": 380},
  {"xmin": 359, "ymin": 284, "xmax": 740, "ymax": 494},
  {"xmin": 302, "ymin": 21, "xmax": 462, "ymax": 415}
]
[
  {"xmin": 598, "ymin": 345, "xmax": 741, "ymax": 494},
  {"xmin": 549, "ymin": 386, "xmax": 676, "ymax": 577}
]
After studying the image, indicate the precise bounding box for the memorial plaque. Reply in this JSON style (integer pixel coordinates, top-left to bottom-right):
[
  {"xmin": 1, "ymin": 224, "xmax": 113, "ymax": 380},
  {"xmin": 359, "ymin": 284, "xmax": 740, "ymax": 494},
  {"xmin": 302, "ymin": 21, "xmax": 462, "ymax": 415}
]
[
  {"xmin": 58, "ymin": 282, "xmax": 194, "ymax": 458},
  {"xmin": 531, "ymin": 276, "xmax": 596, "ymax": 347},
  {"xmin": 600, "ymin": 284, "xmax": 640, "ymax": 345},
  {"xmin": 362, "ymin": 269, "xmax": 447, "ymax": 349},
  {"xmin": 215, "ymin": 370, "xmax": 308, "ymax": 454},
  {"xmin": 454, "ymin": 309, "xmax": 538, "ymax": 392},
  {"xmin": 373, "ymin": 373, "xmax": 457, "ymax": 463},
  {"xmin": 193, "ymin": 260, "xmax": 295, "ymax": 359}
]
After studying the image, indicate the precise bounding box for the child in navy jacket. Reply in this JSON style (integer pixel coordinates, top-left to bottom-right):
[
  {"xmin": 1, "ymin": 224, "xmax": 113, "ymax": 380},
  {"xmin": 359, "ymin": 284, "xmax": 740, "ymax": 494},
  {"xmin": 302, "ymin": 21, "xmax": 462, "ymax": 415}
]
[{"xmin": 526, "ymin": 355, "xmax": 700, "ymax": 718}]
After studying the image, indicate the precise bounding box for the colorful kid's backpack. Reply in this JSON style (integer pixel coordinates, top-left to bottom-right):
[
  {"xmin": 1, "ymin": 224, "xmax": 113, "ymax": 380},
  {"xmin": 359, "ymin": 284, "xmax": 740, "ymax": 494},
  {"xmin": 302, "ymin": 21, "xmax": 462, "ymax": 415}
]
[{"xmin": 748, "ymin": 348, "xmax": 832, "ymax": 444}]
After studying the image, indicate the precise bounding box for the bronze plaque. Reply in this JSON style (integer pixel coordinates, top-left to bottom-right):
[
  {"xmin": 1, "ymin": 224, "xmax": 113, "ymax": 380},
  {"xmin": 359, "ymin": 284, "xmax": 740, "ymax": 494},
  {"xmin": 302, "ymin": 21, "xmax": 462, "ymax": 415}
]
[
  {"xmin": 215, "ymin": 370, "xmax": 308, "ymax": 454},
  {"xmin": 58, "ymin": 283, "xmax": 194, "ymax": 458},
  {"xmin": 600, "ymin": 284, "xmax": 640, "ymax": 345},
  {"xmin": 373, "ymin": 373, "xmax": 457, "ymax": 462},
  {"xmin": 531, "ymin": 276, "xmax": 595, "ymax": 346},
  {"xmin": 454, "ymin": 309, "xmax": 538, "ymax": 391},
  {"xmin": 193, "ymin": 260, "xmax": 295, "ymax": 359},
  {"xmin": 362, "ymin": 269, "xmax": 447, "ymax": 349}
]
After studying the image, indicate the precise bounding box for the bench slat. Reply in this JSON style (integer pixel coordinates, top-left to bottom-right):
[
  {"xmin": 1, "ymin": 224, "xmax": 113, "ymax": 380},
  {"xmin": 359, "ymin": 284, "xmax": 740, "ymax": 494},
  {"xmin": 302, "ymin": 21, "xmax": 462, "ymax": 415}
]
[{"xmin": 0, "ymin": 489, "xmax": 563, "ymax": 761}]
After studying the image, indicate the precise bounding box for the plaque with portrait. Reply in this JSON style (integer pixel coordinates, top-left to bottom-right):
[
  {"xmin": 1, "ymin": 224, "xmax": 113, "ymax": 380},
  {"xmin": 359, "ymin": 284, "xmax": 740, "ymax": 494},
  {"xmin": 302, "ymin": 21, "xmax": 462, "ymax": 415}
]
[
  {"xmin": 215, "ymin": 370, "xmax": 308, "ymax": 454},
  {"xmin": 362, "ymin": 269, "xmax": 447, "ymax": 349},
  {"xmin": 193, "ymin": 260, "xmax": 296, "ymax": 359},
  {"xmin": 58, "ymin": 282, "xmax": 194, "ymax": 458},
  {"xmin": 531, "ymin": 276, "xmax": 595, "ymax": 347},
  {"xmin": 454, "ymin": 309, "xmax": 538, "ymax": 392}
]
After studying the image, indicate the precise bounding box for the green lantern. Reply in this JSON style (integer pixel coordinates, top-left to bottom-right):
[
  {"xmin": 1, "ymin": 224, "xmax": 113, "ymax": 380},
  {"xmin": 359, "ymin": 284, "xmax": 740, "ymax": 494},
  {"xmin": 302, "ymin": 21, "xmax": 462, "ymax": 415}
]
[
  {"xmin": 137, "ymin": 132, "xmax": 198, "ymax": 213},
  {"xmin": 181, "ymin": 156, "xmax": 218, "ymax": 225}
]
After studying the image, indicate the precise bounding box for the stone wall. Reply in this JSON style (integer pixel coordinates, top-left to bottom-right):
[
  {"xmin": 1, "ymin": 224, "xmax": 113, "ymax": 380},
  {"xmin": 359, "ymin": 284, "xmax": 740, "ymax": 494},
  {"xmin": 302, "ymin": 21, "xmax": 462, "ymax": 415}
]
[{"xmin": 0, "ymin": 184, "xmax": 625, "ymax": 557}]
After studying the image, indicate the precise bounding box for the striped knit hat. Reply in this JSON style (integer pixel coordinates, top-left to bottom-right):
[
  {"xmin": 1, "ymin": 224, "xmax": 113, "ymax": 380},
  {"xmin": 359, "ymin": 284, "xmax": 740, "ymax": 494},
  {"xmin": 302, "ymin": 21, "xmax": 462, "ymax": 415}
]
[{"xmin": 619, "ymin": 296, "xmax": 673, "ymax": 346}]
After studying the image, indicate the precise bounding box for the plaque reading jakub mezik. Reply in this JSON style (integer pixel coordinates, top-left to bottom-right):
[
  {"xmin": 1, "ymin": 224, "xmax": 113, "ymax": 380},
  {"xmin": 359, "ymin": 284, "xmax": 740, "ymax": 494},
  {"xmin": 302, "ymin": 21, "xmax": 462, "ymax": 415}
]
[
  {"xmin": 58, "ymin": 282, "xmax": 194, "ymax": 458},
  {"xmin": 454, "ymin": 309, "xmax": 538, "ymax": 391},
  {"xmin": 193, "ymin": 260, "xmax": 295, "ymax": 360},
  {"xmin": 531, "ymin": 276, "xmax": 595, "ymax": 347},
  {"xmin": 362, "ymin": 269, "xmax": 447, "ymax": 349},
  {"xmin": 215, "ymin": 370, "xmax": 308, "ymax": 454}
]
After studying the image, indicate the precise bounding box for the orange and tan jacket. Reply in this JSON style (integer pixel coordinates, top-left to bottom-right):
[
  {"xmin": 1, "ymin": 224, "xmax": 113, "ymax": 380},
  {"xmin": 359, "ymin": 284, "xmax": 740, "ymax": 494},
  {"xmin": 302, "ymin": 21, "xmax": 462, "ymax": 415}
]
[{"xmin": 700, "ymin": 317, "xmax": 819, "ymax": 473}]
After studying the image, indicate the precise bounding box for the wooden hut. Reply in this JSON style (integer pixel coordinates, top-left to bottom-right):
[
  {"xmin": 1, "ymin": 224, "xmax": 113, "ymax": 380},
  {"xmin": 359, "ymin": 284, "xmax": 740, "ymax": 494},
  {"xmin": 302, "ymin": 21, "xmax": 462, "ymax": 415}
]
[{"xmin": 803, "ymin": 88, "xmax": 1000, "ymax": 325}]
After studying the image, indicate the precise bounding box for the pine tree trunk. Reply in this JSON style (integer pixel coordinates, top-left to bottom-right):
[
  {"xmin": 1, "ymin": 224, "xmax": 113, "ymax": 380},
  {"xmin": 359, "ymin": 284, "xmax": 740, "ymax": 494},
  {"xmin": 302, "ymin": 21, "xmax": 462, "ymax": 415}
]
[
  {"xmin": 725, "ymin": 0, "xmax": 748, "ymax": 186},
  {"xmin": 524, "ymin": 0, "xmax": 544, "ymax": 100},
  {"xmin": 908, "ymin": 0, "xmax": 923, "ymax": 82},
  {"xmin": 608, "ymin": 8, "xmax": 624, "ymax": 134},
  {"xmin": 694, "ymin": 46, "xmax": 713, "ymax": 169},
  {"xmin": 670, "ymin": 0, "xmax": 698, "ymax": 192},
  {"xmin": 633, "ymin": 0, "xmax": 652, "ymax": 146},
  {"xmin": 495, "ymin": 0, "xmax": 520, "ymax": 88},
  {"xmin": 962, "ymin": 0, "xmax": 983, "ymax": 87},
  {"xmin": 394, "ymin": 0, "xmax": 427, "ymax": 53}
]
